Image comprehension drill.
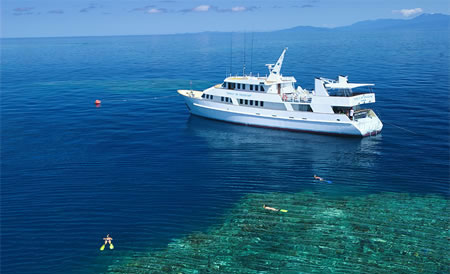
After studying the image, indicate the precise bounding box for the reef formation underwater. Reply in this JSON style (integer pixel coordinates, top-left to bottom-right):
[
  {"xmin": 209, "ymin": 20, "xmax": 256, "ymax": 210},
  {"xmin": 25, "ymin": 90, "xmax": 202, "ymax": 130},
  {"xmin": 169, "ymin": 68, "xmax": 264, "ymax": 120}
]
[{"xmin": 109, "ymin": 192, "xmax": 449, "ymax": 273}]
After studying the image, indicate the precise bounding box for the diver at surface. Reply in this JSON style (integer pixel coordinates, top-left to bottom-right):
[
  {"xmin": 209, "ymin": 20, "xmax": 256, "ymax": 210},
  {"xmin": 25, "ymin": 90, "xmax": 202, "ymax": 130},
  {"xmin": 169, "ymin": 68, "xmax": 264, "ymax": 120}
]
[{"xmin": 100, "ymin": 234, "xmax": 114, "ymax": 251}]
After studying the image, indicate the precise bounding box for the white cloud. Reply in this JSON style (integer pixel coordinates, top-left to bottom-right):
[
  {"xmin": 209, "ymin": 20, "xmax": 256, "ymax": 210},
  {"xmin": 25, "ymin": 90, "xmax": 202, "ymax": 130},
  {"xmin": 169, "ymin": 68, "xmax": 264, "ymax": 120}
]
[
  {"xmin": 147, "ymin": 8, "xmax": 163, "ymax": 14},
  {"xmin": 231, "ymin": 6, "xmax": 246, "ymax": 12},
  {"xmin": 393, "ymin": 8, "xmax": 423, "ymax": 17},
  {"xmin": 181, "ymin": 5, "xmax": 257, "ymax": 13},
  {"xmin": 193, "ymin": 5, "xmax": 210, "ymax": 12}
]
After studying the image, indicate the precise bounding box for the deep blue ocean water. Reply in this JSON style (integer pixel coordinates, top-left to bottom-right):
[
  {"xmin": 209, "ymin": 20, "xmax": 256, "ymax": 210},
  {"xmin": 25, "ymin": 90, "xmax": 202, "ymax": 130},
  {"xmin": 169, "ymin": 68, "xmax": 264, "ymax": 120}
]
[{"xmin": 1, "ymin": 30, "xmax": 449, "ymax": 273}]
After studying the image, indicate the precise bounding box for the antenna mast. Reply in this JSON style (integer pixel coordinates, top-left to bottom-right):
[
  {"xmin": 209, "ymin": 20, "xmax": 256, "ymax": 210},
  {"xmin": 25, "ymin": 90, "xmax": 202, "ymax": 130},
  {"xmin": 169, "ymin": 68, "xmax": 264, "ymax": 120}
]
[
  {"xmin": 267, "ymin": 48, "xmax": 287, "ymax": 82},
  {"xmin": 243, "ymin": 32, "xmax": 246, "ymax": 76},
  {"xmin": 230, "ymin": 33, "xmax": 233, "ymax": 76},
  {"xmin": 250, "ymin": 32, "xmax": 254, "ymax": 74}
]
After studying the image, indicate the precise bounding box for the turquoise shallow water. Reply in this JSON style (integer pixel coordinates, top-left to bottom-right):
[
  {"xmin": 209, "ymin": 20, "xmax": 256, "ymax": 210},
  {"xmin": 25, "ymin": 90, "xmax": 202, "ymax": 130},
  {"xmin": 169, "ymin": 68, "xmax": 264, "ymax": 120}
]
[
  {"xmin": 1, "ymin": 29, "xmax": 449, "ymax": 273},
  {"xmin": 110, "ymin": 192, "xmax": 449, "ymax": 273}
]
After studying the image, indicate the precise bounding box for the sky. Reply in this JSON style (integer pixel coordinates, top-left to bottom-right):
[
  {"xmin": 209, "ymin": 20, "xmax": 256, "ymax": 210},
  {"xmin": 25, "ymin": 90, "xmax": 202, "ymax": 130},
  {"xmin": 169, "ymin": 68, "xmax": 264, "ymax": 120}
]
[{"xmin": 1, "ymin": 0, "xmax": 449, "ymax": 38}]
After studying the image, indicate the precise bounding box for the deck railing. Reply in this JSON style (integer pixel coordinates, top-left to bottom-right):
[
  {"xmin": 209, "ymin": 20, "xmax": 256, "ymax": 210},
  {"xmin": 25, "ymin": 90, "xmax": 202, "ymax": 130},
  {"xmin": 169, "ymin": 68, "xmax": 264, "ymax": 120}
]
[{"xmin": 281, "ymin": 93, "xmax": 312, "ymax": 103}]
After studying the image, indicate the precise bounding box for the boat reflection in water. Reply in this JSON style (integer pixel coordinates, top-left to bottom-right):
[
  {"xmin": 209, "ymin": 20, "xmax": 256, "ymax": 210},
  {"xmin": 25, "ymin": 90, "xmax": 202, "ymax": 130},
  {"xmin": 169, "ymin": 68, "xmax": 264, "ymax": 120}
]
[{"xmin": 185, "ymin": 115, "xmax": 383, "ymax": 196}]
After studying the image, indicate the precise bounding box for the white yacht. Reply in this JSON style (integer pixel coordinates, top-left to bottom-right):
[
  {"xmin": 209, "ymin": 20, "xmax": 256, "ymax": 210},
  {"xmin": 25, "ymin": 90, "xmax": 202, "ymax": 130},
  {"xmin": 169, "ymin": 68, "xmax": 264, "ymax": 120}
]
[{"xmin": 178, "ymin": 49, "xmax": 383, "ymax": 137}]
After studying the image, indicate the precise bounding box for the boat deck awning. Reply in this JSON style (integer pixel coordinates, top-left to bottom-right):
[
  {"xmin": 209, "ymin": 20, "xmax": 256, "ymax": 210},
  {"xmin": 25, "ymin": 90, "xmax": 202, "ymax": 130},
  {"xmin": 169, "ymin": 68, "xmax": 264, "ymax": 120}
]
[{"xmin": 325, "ymin": 83, "xmax": 374, "ymax": 89}]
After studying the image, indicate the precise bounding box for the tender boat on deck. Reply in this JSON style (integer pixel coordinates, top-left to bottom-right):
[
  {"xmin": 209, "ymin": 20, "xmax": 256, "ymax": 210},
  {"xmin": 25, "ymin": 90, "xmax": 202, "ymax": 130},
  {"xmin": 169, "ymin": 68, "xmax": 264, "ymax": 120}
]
[{"xmin": 178, "ymin": 48, "xmax": 383, "ymax": 137}]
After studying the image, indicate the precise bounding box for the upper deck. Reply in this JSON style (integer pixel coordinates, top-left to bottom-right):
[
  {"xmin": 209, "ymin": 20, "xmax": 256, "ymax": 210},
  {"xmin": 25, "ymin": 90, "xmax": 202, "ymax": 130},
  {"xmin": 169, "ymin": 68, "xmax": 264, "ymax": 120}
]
[
  {"xmin": 217, "ymin": 74, "xmax": 297, "ymax": 94},
  {"xmin": 315, "ymin": 76, "xmax": 375, "ymax": 96},
  {"xmin": 190, "ymin": 49, "xmax": 377, "ymax": 111},
  {"xmin": 223, "ymin": 75, "xmax": 297, "ymax": 85}
]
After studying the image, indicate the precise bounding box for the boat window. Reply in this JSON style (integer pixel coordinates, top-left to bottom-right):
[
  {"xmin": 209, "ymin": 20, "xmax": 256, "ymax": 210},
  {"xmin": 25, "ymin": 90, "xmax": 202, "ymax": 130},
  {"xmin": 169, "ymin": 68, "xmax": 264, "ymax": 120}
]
[
  {"xmin": 222, "ymin": 82, "xmax": 226, "ymax": 88},
  {"xmin": 255, "ymin": 101, "xmax": 259, "ymax": 106},
  {"xmin": 255, "ymin": 86, "xmax": 259, "ymax": 91},
  {"xmin": 242, "ymin": 84, "xmax": 246, "ymax": 89},
  {"xmin": 225, "ymin": 97, "xmax": 229, "ymax": 102},
  {"xmin": 260, "ymin": 101, "xmax": 264, "ymax": 107},
  {"xmin": 293, "ymin": 104, "xmax": 313, "ymax": 112},
  {"xmin": 332, "ymin": 106, "xmax": 352, "ymax": 114},
  {"xmin": 245, "ymin": 99, "xmax": 248, "ymax": 105},
  {"xmin": 237, "ymin": 83, "xmax": 241, "ymax": 89},
  {"xmin": 260, "ymin": 86, "xmax": 265, "ymax": 91},
  {"xmin": 239, "ymin": 99, "xmax": 243, "ymax": 104},
  {"xmin": 202, "ymin": 94, "xmax": 205, "ymax": 98},
  {"xmin": 221, "ymin": 97, "xmax": 224, "ymax": 101},
  {"xmin": 250, "ymin": 100, "xmax": 253, "ymax": 106},
  {"xmin": 250, "ymin": 85, "xmax": 253, "ymax": 91},
  {"xmin": 210, "ymin": 95, "xmax": 213, "ymax": 100}
]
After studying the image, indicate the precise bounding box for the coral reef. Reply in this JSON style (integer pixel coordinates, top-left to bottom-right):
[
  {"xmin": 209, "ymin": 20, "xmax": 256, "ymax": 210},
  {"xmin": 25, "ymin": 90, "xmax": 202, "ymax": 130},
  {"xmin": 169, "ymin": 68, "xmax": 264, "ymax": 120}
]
[{"xmin": 109, "ymin": 192, "xmax": 449, "ymax": 273}]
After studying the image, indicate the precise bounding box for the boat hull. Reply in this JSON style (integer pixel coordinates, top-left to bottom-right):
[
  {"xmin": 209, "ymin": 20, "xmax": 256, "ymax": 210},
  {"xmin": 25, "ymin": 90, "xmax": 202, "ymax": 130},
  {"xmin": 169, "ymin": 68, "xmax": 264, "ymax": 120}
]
[{"xmin": 180, "ymin": 94, "xmax": 382, "ymax": 137}]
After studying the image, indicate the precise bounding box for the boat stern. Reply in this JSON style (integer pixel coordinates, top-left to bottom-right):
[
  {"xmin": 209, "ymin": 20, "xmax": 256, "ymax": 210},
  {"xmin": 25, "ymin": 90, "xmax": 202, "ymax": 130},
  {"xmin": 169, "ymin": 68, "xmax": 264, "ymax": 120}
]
[{"xmin": 353, "ymin": 109, "xmax": 383, "ymax": 136}]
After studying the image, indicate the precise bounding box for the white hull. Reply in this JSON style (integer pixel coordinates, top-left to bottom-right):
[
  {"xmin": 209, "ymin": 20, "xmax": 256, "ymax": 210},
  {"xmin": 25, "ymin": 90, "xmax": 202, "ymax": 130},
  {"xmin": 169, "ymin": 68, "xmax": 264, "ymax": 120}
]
[
  {"xmin": 177, "ymin": 49, "xmax": 383, "ymax": 137},
  {"xmin": 181, "ymin": 95, "xmax": 382, "ymax": 137}
]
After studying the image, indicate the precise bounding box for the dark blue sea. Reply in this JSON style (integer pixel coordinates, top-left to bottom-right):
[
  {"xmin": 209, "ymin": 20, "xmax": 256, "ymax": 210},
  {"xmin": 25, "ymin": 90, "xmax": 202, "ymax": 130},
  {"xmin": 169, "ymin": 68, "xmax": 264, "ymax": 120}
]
[{"xmin": 1, "ymin": 29, "xmax": 449, "ymax": 273}]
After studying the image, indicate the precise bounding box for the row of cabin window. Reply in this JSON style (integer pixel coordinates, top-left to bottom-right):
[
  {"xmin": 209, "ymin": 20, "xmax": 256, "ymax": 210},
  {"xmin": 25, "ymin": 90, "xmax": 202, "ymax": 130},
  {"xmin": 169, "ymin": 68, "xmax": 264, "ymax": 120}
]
[
  {"xmin": 223, "ymin": 82, "xmax": 265, "ymax": 92},
  {"xmin": 202, "ymin": 94, "xmax": 309, "ymax": 112},
  {"xmin": 221, "ymin": 97, "xmax": 232, "ymax": 103},
  {"xmin": 239, "ymin": 99, "xmax": 264, "ymax": 107},
  {"xmin": 202, "ymin": 94, "xmax": 232, "ymax": 104},
  {"xmin": 202, "ymin": 94, "xmax": 214, "ymax": 100}
]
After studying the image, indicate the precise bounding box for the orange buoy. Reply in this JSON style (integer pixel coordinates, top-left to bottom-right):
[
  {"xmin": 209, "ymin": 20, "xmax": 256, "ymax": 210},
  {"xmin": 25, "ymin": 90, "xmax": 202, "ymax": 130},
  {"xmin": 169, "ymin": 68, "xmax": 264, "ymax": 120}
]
[{"xmin": 95, "ymin": 99, "xmax": 101, "ymax": 105}]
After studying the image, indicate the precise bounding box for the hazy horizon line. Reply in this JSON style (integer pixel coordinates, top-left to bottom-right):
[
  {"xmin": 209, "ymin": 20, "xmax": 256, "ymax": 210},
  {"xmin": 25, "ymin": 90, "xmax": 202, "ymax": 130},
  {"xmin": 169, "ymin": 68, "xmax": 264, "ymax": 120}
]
[{"xmin": 2, "ymin": 12, "xmax": 448, "ymax": 39}]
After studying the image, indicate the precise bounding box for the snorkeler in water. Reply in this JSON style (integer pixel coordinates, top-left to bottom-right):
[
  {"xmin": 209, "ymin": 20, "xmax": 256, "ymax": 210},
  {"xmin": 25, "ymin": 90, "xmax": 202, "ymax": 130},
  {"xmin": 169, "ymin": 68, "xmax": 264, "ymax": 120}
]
[
  {"xmin": 263, "ymin": 204, "xmax": 279, "ymax": 211},
  {"xmin": 263, "ymin": 204, "xmax": 288, "ymax": 213},
  {"xmin": 314, "ymin": 175, "xmax": 324, "ymax": 181},
  {"xmin": 313, "ymin": 175, "xmax": 332, "ymax": 184},
  {"xmin": 100, "ymin": 234, "xmax": 114, "ymax": 251}
]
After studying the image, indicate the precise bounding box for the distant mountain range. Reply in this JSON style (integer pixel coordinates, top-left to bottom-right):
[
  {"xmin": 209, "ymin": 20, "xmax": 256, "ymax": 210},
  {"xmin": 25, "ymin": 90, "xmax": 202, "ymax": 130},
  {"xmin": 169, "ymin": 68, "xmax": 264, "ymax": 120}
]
[{"xmin": 277, "ymin": 13, "xmax": 449, "ymax": 33}]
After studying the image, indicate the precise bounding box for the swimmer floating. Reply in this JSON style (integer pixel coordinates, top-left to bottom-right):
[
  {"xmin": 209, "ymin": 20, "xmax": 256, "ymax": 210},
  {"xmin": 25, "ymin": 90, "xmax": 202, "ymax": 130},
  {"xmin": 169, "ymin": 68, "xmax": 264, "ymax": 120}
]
[
  {"xmin": 263, "ymin": 204, "xmax": 288, "ymax": 213},
  {"xmin": 100, "ymin": 234, "xmax": 114, "ymax": 251},
  {"xmin": 313, "ymin": 174, "xmax": 332, "ymax": 184}
]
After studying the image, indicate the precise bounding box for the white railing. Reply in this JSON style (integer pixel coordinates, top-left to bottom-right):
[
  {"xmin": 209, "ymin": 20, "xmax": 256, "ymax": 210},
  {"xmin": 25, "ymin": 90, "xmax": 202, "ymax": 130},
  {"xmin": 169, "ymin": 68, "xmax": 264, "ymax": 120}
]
[{"xmin": 281, "ymin": 93, "xmax": 312, "ymax": 103}]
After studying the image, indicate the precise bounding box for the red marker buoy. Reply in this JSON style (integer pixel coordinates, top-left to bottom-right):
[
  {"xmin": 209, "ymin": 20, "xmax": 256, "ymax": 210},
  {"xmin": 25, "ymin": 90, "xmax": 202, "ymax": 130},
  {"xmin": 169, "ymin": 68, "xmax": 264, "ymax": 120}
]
[{"xmin": 95, "ymin": 99, "xmax": 101, "ymax": 106}]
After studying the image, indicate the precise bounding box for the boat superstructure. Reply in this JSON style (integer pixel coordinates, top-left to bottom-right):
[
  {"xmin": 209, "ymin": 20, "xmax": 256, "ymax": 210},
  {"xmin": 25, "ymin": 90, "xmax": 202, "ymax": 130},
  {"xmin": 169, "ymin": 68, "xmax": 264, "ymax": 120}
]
[{"xmin": 178, "ymin": 48, "xmax": 383, "ymax": 137}]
